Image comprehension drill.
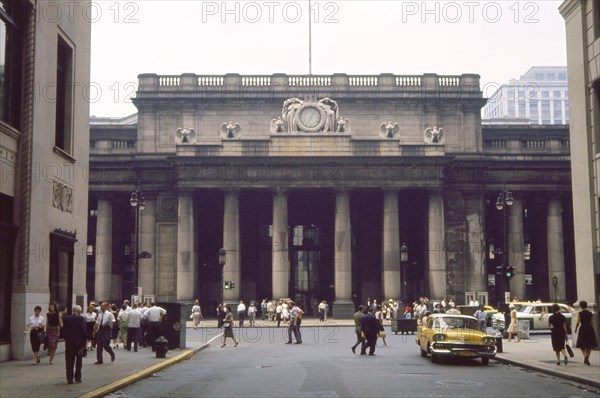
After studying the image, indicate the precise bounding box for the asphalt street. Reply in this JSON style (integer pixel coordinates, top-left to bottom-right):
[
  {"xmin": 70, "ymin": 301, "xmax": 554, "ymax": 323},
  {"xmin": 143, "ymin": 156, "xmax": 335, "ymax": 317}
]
[{"xmin": 106, "ymin": 324, "xmax": 599, "ymax": 398}]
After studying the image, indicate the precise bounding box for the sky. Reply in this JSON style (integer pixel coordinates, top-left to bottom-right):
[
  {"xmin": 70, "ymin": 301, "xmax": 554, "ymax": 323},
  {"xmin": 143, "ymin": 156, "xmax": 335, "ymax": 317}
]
[{"xmin": 88, "ymin": 0, "xmax": 567, "ymax": 117}]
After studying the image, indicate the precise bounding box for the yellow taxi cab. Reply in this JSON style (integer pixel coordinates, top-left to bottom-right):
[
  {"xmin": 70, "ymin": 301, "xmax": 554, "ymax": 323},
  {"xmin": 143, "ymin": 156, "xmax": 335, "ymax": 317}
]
[{"xmin": 416, "ymin": 313, "xmax": 497, "ymax": 365}]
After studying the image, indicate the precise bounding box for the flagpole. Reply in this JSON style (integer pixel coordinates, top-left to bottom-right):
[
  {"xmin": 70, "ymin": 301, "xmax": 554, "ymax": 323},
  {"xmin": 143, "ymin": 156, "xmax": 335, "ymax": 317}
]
[{"xmin": 308, "ymin": 0, "xmax": 312, "ymax": 75}]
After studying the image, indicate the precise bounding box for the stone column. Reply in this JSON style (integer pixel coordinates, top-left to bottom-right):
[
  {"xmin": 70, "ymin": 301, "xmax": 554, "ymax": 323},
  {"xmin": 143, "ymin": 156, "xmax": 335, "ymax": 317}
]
[
  {"xmin": 177, "ymin": 192, "xmax": 196, "ymax": 301},
  {"xmin": 547, "ymin": 196, "xmax": 566, "ymax": 302},
  {"xmin": 333, "ymin": 190, "xmax": 354, "ymax": 318},
  {"xmin": 223, "ymin": 190, "xmax": 240, "ymax": 304},
  {"xmin": 465, "ymin": 193, "xmax": 487, "ymax": 294},
  {"xmin": 508, "ymin": 198, "xmax": 526, "ymax": 301},
  {"xmin": 382, "ymin": 190, "xmax": 400, "ymax": 301},
  {"xmin": 272, "ymin": 189, "xmax": 289, "ymax": 299},
  {"xmin": 428, "ymin": 190, "xmax": 446, "ymax": 300},
  {"xmin": 95, "ymin": 198, "xmax": 112, "ymax": 301},
  {"xmin": 139, "ymin": 197, "xmax": 156, "ymax": 297}
]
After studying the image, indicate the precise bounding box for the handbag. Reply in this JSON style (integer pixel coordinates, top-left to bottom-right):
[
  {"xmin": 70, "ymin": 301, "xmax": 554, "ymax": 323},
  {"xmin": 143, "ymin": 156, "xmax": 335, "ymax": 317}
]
[
  {"xmin": 565, "ymin": 343, "xmax": 575, "ymax": 358},
  {"xmin": 378, "ymin": 330, "xmax": 387, "ymax": 338},
  {"xmin": 222, "ymin": 321, "xmax": 231, "ymax": 328},
  {"xmin": 36, "ymin": 331, "xmax": 47, "ymax": 344}
]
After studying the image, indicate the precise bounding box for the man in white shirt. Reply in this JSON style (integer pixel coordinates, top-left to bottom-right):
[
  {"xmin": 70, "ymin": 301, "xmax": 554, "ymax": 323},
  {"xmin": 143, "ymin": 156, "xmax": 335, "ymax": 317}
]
[
  {"xmin": 94, "ymin": 302, "xmax": 116, "ymax": 364},
  {"xmin": 237, "ymin": 301, "xmax": 246, "ymax": 327},
  {"xmin": 126, "ymin": 303, "xmax": 142, "ymax": 352},
  {"xmin": 143, "ymin": 303, "xmax": 166, "ymax": 351}
]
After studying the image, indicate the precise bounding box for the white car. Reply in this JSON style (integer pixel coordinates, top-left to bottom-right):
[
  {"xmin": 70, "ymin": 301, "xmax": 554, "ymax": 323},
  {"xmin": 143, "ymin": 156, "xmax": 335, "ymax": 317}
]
[{"xmin": 515, "ymin": 302, "xmax": 574, "ymax": 331}]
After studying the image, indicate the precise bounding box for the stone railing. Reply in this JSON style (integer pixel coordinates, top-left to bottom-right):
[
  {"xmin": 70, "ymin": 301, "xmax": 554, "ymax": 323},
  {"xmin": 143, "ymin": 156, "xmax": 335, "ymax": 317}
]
[
  {"xmin": 483, "ymin": 138, "xmax": 569, "ymax": 154},
  {"xmin": 138, "ymin": 73, "xmax": 481, "ymax": 93}
]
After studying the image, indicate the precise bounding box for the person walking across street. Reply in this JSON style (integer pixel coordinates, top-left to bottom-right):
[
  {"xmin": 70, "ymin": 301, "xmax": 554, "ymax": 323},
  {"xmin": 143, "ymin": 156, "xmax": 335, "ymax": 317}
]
[
  {"xmin": 192, "ymin": 300, "xmax": 203, "ymax": 330},
  {"xmin": 84, "ymin": 304, "xmax": 97, "ymax": 351},
  {"xmin": 63, "ymin": 305, "xmax": 86, "ymax": 384},
  {"xmin": 507, "ymin": 304, "xmax": 521, "ymax": 342},
  {"xmin": 474, "ymin": 306, "xmax": 487, "ymax": 332},
  {"xmin": 94, "ymin": 302, "xmax": 116, "ymax": 364},
  {"xmin": 549, "ymin": 303, "xmax": 569, "ymax": 365},
  {"xmin": 221, "ymin": 306, "xmax": 238, "ymax": 348},
  {"xmin": 360, "ymin": 308, "xmax": 379, "ymax": 356},
  {"xmin": 351, "ymin": 305, "xmax": 365, "ymax": 354},
  {"xmin": 117, "ymin": 303, "xmax": 129, "ymax": 349},
  {"xmin": 285, "ymin": 302, "xmax": 303, "ymax": 344},
  {"xmin": 25, "ymin": 306, "xmax": 46, "ymax": 365},
  {"xmin": 574, "ymin": 300, "xmax": 598, "ymax": 365}
]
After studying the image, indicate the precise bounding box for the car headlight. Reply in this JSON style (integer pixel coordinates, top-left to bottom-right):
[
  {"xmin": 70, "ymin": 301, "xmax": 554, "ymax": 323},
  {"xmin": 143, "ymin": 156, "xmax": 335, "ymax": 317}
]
[
  {"xmin": 433, "ymin": 333, "xmax": 447, "ymax": 342},
  {"xmin": 483, "ymin": 336, "xmax": 496, "ymax": 345}
]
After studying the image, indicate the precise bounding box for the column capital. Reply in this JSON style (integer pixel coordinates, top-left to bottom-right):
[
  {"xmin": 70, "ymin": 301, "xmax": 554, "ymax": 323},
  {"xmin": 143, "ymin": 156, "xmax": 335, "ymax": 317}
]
[
  {"xmin": 382, "ymin": 188, "xmax": 399, "ymax": 196},
  {"xmin": 222, "ymin": 188, "xmax": 241, "ymax": 196},
  {"xmin": 272, "ymin": 187, "xmax": 288, "ymax": 197}
]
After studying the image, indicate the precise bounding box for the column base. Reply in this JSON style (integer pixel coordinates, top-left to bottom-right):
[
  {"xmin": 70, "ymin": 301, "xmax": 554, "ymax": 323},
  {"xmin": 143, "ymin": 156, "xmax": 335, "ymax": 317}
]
[{"xmin": 332, "ymin": 300, "xmax": 356, "ymax": 319}]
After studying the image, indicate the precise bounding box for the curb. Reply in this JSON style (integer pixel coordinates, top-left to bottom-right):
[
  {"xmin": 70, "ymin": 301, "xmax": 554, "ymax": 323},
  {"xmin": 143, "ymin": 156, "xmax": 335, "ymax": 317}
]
[
  {"xmin": 493, "ymin": 356, "xmax": 600, "ymax": 390},
  {"xmin": 78, "ymin": 344, "xmax": 208, "ymax": 398}
]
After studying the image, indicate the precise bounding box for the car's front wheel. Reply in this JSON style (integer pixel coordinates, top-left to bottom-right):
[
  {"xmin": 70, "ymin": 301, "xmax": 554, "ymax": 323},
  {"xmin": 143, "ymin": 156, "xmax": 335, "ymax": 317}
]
[
  {"xmin": 481, "ymin": 357, "xmax": 489, "ymax": 366},
  {"xmin": 420, "ymin": 347, "xmax": 427, "ymax": 357}
]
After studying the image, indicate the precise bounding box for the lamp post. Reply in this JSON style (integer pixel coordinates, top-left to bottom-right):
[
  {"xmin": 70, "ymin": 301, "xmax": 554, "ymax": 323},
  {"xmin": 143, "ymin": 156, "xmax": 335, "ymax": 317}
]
[
  {"xmin": 400, "ymin": 243, "xmax": 408, "ymax": 304},
  {"xmin": 552, "ymin": 275, "xmax": 558, "ymax": 302},
  {"xmin": 130, "ymin": 190, "xmax": 145, "ymax": 299},
  {"xmin": 495, "ymin": 188, "xmax": 514, "ymax": 304},
  {"xmin": 219, "ymin": 248, "xmax": 226, "ymax": 307}
]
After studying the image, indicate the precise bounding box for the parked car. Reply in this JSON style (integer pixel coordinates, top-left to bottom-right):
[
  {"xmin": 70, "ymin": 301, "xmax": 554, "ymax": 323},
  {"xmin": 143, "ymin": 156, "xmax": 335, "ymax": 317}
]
[
  {"xmin": 515, "ymin": 302, "xmax": 574, "ymax": 332},
  {"xmin": 416, "ymin": 314, "xmax": 497, "ymax": 365}
]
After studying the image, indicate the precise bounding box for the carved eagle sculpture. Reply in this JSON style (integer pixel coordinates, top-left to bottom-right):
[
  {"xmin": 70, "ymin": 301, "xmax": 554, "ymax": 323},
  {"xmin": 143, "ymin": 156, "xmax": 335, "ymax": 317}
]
[
  {"xmin": 424, "ymin": 126, "xmax": 444, "ymax": 144},
  {"xmin": 221, "ymin": 121, "xmax": 241, "ymax": 139},
  {"xmin": 175, "ymin": 127, "xmax": 197, "ymax": 144},
  {"xmin": 380, "ymin": 122, "xmax": 400, "ymax": 139}
]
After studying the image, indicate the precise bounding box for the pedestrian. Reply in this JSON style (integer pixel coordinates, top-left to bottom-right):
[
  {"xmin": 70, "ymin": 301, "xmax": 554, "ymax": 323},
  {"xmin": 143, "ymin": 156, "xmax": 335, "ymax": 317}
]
[
  {"xmin": 127, "ymin": 303, "xmax": 142, "ymax": 352},
  {"xmin": 216, "ymin": 303, "xmax": 224, "ymax": 328},
  {"xmin": 63, "ymin": 305, "xmax": 86, "ymax": 384},
  {"xmin": 506, "ymin": 304, "xmax": 521, "ymax": 342},
  {"xmin": 237, "ymin": 301, "xmax": 246, "ymax": 327},
  {"xmin": 192, "ymin": 300, "xmax": 203, "ymax": 329},
  {"xmin": 318, "ymin": 300, "xmax": 327, "ymax": 322},
  {"xmin": 360, "ymin": 307, "xmax": 379, "ymax": 355},
  {"xmin": 285, "ymin": 301, "xmax": 303, "ymax": 344},
  {"xmin": 351, "ymin": 305, "xmax": 365, "ymax": 354},
  {"xmin": 261, "ymin": 299, "xmax": 268, "ymax": 321},
  {"xmin": 247, "ymin": 302, "xmax": 257, "ymax": 326},
  {"xmin": 282, "ymin": 301, "xmax": 290, "ymax": 324},
  {"xmin": 549, "ymin": 303, "xmax": 569, "ymax": 365},
  {"xmin": 110, "ymin": 304, "xmax": 119, "ymax": 349},
  {"xmin": 25, "ymin": 306, "xmax": 46, "ymax": 365},
  {"xmin": 94, "ymin": 302, "xmax": 116, "ymax": 364},
  {"xmin": 275, "ymin": 301, "xmax": 283, "ymax": 327},
  {"xmin": 139, "ymin": 302, "xmax": 150, "ymax": 347},
  {"xmin": 84, "ymin": 304, "xmax": 97, "ymax": 351},
  {"xmin": 143, "ymin": 302, "xmax": 166, "ymax": 351},
  {"xmin": 375, "ymin": 305, "xmax": 388, "ymax": 346},
  {"xmin": 220, "ymin": 306, "xmax": 238, "ymax": 347},
  {"xmin": 267, "ymin": 300, "xmax": 275, "ymax": 322},
  {"xmin": 575, "ymin": 300, "xmax": 597, "ymax": 365},
  {"xmin": 117, "ymin": 303, "xmax": 129, "ymax": 349},
  {"xmin": 474, "ymin": 306, "xmax": 487, "ymax": 332},
  {"xmin": 46, "ymin": 302, "xmax": 63, "ymax": 365}
]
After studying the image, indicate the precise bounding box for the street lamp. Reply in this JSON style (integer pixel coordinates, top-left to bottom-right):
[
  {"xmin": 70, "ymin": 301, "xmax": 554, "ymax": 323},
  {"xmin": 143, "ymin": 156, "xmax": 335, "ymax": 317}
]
[
  {"xmin": 495, "ymin": 188, "xmax": 513, "ymax": 304},
  {"xmin": 219, "ymin": 248, "xmax": 226, "ymax": 307},
  {"xmin": 552, "ymin": 275, "xmax": 558, "ymax": 302},
  {"xmin": 130, "ymin": 190, "xmax": 145, "ymax": 299},
  {"xmin": 400, "ymin": 243, "xmax": 409, "ymax": 303}
]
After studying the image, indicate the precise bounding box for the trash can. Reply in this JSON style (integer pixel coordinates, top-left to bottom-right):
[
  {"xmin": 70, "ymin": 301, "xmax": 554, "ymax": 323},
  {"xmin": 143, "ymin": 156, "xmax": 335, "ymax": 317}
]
[
  {"xmin": 157, "ymin": 302, "xmax": 191, "ymax": 349},
  {"xmin": 518, "ymin": 320, "xmax": 530, "ymax": 340}
]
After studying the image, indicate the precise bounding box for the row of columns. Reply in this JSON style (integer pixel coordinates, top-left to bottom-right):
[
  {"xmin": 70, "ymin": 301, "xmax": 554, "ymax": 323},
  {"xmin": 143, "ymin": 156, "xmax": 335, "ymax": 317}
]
[{"xmin": 93, "ymin": 191, "xmax": 567, "ymax": 306}]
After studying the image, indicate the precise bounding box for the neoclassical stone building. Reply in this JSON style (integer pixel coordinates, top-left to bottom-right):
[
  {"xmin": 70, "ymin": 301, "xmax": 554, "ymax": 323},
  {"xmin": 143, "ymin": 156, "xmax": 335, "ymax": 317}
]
[{"xmin": 89, "ymin": 73, "xmax": 573, "ymax": 317}]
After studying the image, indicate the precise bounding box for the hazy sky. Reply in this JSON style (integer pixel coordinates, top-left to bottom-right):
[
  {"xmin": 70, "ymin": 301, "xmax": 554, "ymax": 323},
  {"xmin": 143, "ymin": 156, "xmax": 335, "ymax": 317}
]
[{"xmin": 88, "ymin": 0, "xmax": 567, "ymax": 117}]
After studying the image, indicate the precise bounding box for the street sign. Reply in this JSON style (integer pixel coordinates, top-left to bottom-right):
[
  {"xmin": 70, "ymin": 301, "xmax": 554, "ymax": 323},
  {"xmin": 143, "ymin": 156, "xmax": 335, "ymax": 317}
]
[{"xmin": 139, "ymin": 251, "xmax": 152, "ymax": 259}]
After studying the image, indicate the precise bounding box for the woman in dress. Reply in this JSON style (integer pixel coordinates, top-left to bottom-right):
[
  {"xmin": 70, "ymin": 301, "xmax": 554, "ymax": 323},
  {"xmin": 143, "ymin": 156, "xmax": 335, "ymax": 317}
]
[
  {"xmin": 84, "ymin": 304, "xmax": 97, "ymax": 350},
  {"xmin": 574, "ymin": 300, "xmax": 598, "ymax": 365},
  {"xmin": 110, "ymin": 304, "xmax": 119, "ymax": 348},
  {"xmin": 192, "ymin": 299, "xmax": 203, "ymax": 330},
  {"xmin": 45, "ymin": 302, "xmax": 63, "ymax": 364},
  {"xmin": 220, "ymin": 306, "xmax": 238, "ymax": 348},
  {"xmin": 506, "ymin": 304, "xmax": 521, "ymax": 342},
  {"xmin": 375, "ymin": 305, "xmax": 388, "ymax": 346},
  {"xmin": 25, "ymin": 306, "xmax": 46, "ymax": 365},
  {"xmin": 549, "ymin": 303, "xmax": 569, "ymax": 365}
]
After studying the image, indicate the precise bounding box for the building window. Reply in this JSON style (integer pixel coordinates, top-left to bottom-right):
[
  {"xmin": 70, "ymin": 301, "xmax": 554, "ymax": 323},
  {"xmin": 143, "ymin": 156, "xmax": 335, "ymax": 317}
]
[
  {"xmin": 54, "ymin": 35, "xmax": 74, "ymax": 154},
  {"xmin": 558, "ymin": 73, "xmax": 566, "ymax": 81},
  {"xmin": 547, "ymin": 73, "xmax": 555, "ymax": 81},
  {"xmin": 0, "ymin": 1, "xmax": 23, "ymax": 129},
  {"xmin": 541, "ymin": 91, "xmax": 549, "ymax": 98},
  {"xmin": 534, "ymin": 73, "xmax": 544, "ymax": 80},
  {"xmin": 49, "ymin": 230, "xmax": 76, "ymax": 312},
  {"xmin": 529, "ymin": 100, "xmax": 538, "ymax": 122},
  {"xmin": 553, "ymin": 100, "xmax": 562, "ymax": 123}
]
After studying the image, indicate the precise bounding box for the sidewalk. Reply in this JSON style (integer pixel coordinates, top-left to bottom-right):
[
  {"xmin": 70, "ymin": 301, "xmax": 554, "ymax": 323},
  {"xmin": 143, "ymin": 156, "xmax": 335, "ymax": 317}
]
[
  {"xmin": 0, "ymin": 321, "xmax": 598, "ymax": 398},
  {"xmin": 494, "ymin": 333, "xmax": 600, "ymax": 389}
]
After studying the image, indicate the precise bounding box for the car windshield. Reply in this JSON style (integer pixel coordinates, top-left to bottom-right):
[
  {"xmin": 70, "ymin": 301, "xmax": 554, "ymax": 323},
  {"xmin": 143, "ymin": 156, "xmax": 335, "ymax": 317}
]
[{"xmin": 430, "ymin": 317, "xmax": 480, "ymax": 331}]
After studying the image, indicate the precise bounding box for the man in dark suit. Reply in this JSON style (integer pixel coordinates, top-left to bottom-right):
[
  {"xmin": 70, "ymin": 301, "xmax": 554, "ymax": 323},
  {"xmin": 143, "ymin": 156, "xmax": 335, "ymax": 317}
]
[
  {"xmin": 360, "ymin": 307, "xmax": 380, "ymax": 356},
  {"xmin": 63, "ymin": 305, "xmax": 86, "ymax": 384}
]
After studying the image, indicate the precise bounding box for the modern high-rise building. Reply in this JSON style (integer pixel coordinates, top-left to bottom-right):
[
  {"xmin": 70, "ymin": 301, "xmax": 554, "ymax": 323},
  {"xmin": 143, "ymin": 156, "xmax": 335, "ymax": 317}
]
[
  {"xmin": 483, "ymin": 66, "xmax": 569, "ymax": 125},
  {"xmin": 561, "ymin": 0, "xmax": 600, "ymax": 334},
  {"xmin": 0, "ymin": 1, "xmax": 91, "ymax": 360}
]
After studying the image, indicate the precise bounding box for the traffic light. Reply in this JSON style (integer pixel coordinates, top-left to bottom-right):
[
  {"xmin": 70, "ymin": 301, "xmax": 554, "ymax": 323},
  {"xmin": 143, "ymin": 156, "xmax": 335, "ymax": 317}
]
[
  {"xmin": 495, "ymin": 264, "xmax": 505, "ymax": 275},
  {"xmin": 224, "ymin": 281, "xmax": 231, "ymax": 290},
  {"xmin": 230, "ymin": 282, "xmax": 235, "ymax": 289},
  {"xmin": 505, "ymin": 265, "xmax": 514, "ymax": 279}
]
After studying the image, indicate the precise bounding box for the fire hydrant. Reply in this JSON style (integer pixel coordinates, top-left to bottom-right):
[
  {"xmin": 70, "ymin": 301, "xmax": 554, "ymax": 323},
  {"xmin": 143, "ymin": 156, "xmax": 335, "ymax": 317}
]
[{"xmin": 155, "ymin": 336, "xmax": 169, "ymax": 358}]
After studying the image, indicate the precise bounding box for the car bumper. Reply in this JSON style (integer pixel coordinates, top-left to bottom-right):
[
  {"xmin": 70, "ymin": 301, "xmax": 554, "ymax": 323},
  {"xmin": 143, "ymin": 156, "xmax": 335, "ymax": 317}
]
[{"xmin": 430, "ymin": 344, "xmax": 496, "ymax": 358}]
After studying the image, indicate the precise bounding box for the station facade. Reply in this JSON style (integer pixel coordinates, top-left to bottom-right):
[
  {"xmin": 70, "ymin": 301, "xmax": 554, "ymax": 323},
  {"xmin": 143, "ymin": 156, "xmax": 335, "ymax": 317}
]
[{"xmin": 89, "ymin": 73, "xmax": 573, "ymax": 317}]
